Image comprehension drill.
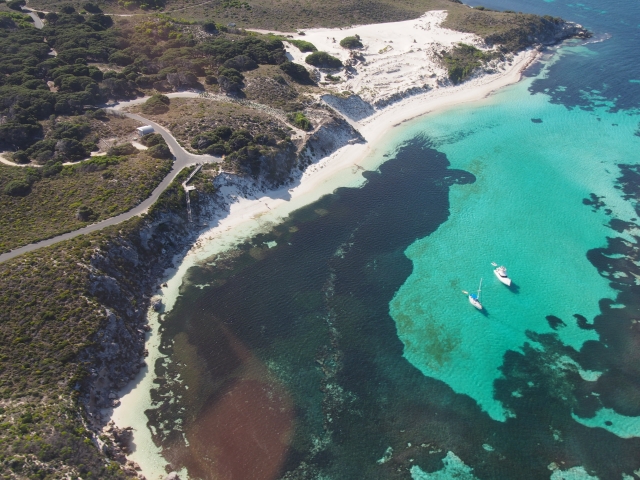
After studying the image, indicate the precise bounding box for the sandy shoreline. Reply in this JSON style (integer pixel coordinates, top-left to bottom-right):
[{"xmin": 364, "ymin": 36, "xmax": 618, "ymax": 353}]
[
  {"xmin": 185, "ymin": 47, "xmax": 538, "ymax": 259},
  {"xmin": 111, "ymin": 43, "xmax": 539, "ymax": 480}
]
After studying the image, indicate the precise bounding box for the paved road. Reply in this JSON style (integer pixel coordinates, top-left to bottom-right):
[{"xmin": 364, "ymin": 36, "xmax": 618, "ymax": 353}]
[
  {"xmin": 22, "ymin": 8, "xmax": 44, "ymax": 29},
  {"xmin": 0, "ymin": 113, "xmax": 220, "ymax": 264}
]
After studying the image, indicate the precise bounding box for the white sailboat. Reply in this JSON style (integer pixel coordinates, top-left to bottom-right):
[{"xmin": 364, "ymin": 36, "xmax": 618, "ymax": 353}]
[
  {"xmin": 492, "ymin": 262, "xmax": 512, "ymax": 286},
  {"xmin": 464, "ymin": 278, "xmax": 483, "ymax": 310}
]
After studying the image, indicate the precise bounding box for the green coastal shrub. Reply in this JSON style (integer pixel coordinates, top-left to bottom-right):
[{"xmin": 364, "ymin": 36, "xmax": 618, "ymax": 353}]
[
  {"xmin": 12, "ymin": 151, "xmax": 29, "ymax": 164},
  {"xmin": 108, "ymin": 51, "xmax": 134, "ymax": 67},
  {"xmin": 4, "ymin": 179, "xmax": 31, "ymax": 196},
  {"xmin": 339, "ymin": 35, "xmax": 363, "ymax": 49},
  {"xmin": 222, "ymin": 54, "xmax": 258, "ymax": 72},
  {"xmin": 217, "ymin": 67, "xmax": 244, "ymax": 93},
  {"xmin": 203, "ymin": 21, "xmax": 218, "ymax": 33},
  {"xmin": 287, "ymin": 111, "xmax": 312, "ymax": 131},
  {"xmin": 107, "ymin": 143, "xmax": 137, "ymax": 156},
  {"xmin": 148, "ymin": 143, "xmax": 172, "ymax": 159},
  {"xmin": 305, "ymin": 51, "xmax": 342, "ymax": 69},
  {"xmin": 59, "ymin": 4, "xmax": 76, "ymax": 13},
  {"xmin": 140, "ymin": 133, "xmax": 165, "ymax": 147},
  {"xmin": 441, "ymin": 43, "xmax": 500, "ymax": 84},
  {"xmin": 141, "ymin": 94, "xmax": 170, "ymax": 114},
  {"xmin": 288, "ymin": 39, "xmax": 317, "ymax": 52},
  {"xmin": 75, "ymin": 204, "xmax": 95, "ymax": 221},
  {"xmin": 279, "ymin": 61, "xmax": 313, "ymax": 84},
  {"xmin": 82, "ymin": 2, "xmax": 102, "ymax": 13}
]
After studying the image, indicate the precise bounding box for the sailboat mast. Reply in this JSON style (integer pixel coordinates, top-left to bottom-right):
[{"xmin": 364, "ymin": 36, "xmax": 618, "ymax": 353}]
[{"xmin": 478, "ymin": 278, "xmax": 483, "ymax": 300}]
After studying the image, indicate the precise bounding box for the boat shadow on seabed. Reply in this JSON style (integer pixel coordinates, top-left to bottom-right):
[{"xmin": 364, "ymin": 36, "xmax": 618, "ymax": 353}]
[{"xmin": 507, "ymin": 282, "xmax": 521, "ymax": 294}]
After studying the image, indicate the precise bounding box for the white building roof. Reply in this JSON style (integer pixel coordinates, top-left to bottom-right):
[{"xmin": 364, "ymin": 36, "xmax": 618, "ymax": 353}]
[{"xmin": 136, "ymin": 126, "xmax": 154, "ymax": 135}]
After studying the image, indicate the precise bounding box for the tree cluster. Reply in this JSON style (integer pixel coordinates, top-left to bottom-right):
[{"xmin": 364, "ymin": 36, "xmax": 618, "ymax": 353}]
[
  {"xmin": 0, "ymin": 11, "xmax": 291, "ymax": 158},
  {"xmin": 190, "ymin": 125, "xmax": 289, "ymax": 175},
  {"xmin": 439, "ymin": 43, "xmax": 501, "ymax": 84},
  {"xmin": 279, "ymin": 61, "xmax": 313, "ymax": 84},
  {"xmin": 140, "ymin": 132, "xmax": 172, "ymax": 158},
  {"xmin": 305, "ymin": 51, "xmax": 343, "ymax": 69}
]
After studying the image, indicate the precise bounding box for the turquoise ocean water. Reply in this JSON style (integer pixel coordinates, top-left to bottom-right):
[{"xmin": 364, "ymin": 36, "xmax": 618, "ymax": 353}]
[
  {"xmin": 145, "ymin": 0, "xmax": 640, "ymax": 478},
  {"xmin": 390, "ymin": 59, "xmax": 639, "ymax": 423}
]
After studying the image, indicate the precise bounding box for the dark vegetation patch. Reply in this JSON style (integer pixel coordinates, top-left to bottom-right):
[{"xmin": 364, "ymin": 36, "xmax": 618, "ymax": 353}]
[
  {"xmin": 438, "ymin": 42, "xmax": 502, "ymax": 84},
  {"xmin": 305, "ymin": 51, "xmax": 343, "ymax": 69},
  {"xmin": 339, "ymin": 34, "xmax": 363, "ymax": 49},
  {"xmin": 0, "ymin": 12, "xmax": 288, "ymax": 155},
  {"xmin": 279, "ymin": 60, "xmax": 314, "ymax": 84},
  {"xmin": 287, "ymin": 111, "xmax": 312, "ymax": 130}
]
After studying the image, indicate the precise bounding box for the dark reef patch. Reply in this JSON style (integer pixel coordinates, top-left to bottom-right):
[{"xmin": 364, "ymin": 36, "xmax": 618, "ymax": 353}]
[
  {"xmin": 582, "ymin": 193, "xmax": 606, "ymax": 212},
  {"xmin": 546, "ymin": 314, "xmax": 567, "ymax": 330},
  {"xmin": 574, "ymin": 313, "xmax": 596, "ymax": 330},
  {"xmin": 531, "ymin": 118, "xmax": 543, "ymax": 123}
]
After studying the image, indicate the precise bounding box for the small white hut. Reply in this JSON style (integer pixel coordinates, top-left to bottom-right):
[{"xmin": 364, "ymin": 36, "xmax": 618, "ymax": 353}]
[{"xmin": 136, "ymin": 125, "xmax": 154, "ymax": 136}]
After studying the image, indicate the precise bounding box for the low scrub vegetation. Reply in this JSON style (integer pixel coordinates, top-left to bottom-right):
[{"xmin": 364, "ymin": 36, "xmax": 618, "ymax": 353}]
[
  {"xmin": 0, "ymin": 226, "xmax": 143, "ymax": 477},
  {"xmin": 443, "ymin": 8, "xmax": 568, "ymax": 52},
  {"xmin": 305, "ymin": 51, "xmax": 343, "ymax": 69},
  {"xmin": 141, "ymin": 94, "xmax": 171, "ymax": 114},
  {"xmin": 440, "ymin": 43, "xmax": 501, "ymax": 84},
  {"xmin": 0, "ymin": 153, "xmax": 172, "ymax": 252},
  {"xmin": 339, "ymin": 34, "xmax": 363, "ymax": 49},
  {"xmin": 279, "ymin": 61, "xmax": 314, "ymax": 84},
  {"xmin": 287, "ymin": 111, "xmax": 312, "ymax": 130}
]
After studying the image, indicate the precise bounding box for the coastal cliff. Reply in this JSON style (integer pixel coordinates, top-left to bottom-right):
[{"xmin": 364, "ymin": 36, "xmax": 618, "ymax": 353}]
[
  {"xmin": 66, "ymin": 110, "xmax": 362, "ymax": 477},
  {"xmin": 482, "ymin": 16, "xmax": 591, "ymax": 50}
]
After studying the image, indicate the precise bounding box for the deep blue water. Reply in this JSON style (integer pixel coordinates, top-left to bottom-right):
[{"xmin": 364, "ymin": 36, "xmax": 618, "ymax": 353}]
[{"xmin": 144, "ymin": 1, "xmax": 640, "ymax": 478}]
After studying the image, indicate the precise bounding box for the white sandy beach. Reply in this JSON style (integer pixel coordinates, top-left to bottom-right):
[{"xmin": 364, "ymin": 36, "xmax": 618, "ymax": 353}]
[
  {"xmin": 264, "ymin": 10, "xmax": 517, "ymax": 105},
  {"xmin": 110, "ymin": 12, "xmax": 539, "ymax": 479}
]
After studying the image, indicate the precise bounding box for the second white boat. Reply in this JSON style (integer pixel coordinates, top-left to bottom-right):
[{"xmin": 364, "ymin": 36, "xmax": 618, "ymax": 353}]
[{"xmin": 492, "ymin": 263, "xmax": 512, "ymax": 286}]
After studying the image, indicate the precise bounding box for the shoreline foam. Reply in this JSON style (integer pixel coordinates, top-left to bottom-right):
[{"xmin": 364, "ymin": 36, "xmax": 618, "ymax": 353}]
[{"xmin": 111, "ymin": 43, "xmax": 539, "ymax": 480}]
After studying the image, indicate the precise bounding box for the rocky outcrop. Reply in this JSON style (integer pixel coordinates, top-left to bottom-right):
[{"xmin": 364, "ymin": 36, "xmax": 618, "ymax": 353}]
[
  {"xmin": 320, "ymin": 94, "xmax": 375, "ymax": 121},
  {"xmin": 257, "ymin": 141, "xmax": 298, "ymax": 188},
  {"xmin": 298, "ymin": 106, "xmax": 364, "ymax": 166},
  {"xmin": 74, "ymin": 193, "xmax": 219, "ymax": 478},
  {"xmin": 483, "ymin": 17, "xmax": 591, "ymax": 51}
]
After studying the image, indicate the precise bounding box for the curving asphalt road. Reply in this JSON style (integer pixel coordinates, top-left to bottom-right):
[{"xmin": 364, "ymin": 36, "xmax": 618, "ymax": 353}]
[
  {"xmin": 0, "ymin": 112, "xmax": 220, "ymax": 264},
  {"xmin": 22, "ymin": 8, "xmax": 44, "ymax": 29}
]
